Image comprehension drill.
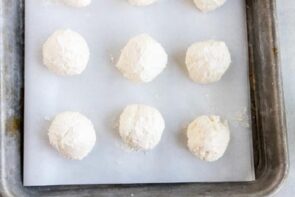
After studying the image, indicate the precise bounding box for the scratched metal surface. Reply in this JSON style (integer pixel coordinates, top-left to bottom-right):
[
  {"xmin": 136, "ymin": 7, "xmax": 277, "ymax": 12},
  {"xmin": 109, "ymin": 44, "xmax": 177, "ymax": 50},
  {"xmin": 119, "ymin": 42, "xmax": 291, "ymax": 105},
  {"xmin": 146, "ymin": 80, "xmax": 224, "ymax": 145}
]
[{"xmin": 0, "ymin": 0, "xmax": 288, "ymax": 196}]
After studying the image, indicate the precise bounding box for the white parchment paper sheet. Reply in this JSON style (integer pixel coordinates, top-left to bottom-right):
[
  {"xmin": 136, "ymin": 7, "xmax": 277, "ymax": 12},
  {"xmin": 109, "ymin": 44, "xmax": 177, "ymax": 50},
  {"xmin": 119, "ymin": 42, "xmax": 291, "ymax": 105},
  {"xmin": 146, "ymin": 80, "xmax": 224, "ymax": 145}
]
[{"xmin": 24, "ymin": 0, "xmax": 254, "ymax": 186}]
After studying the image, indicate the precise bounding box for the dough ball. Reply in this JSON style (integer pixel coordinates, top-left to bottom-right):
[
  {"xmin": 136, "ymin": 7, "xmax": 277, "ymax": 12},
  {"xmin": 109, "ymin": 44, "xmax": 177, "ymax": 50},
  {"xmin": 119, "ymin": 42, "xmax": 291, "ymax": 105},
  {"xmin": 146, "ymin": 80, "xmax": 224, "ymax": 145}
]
[
  {"xmin": 185, "ymin": 40, "xmax": 231, "ymax": 84},
  {"xmin": 193, "ymin": 0, "xmax": 226, "ymax": 12},
  {"xmin": 61, "ymin": 0, "xmax": 91, "ymax": 7},
  {"xmin": 43, "ymin": 29, "xmax": 90, "ymax": 76},
  {"xmin": 187, "ymin": 115, "xmax": 230, "ymax": 162},
  {"xmin": 48, "ymin": 112, "xmax": 96, "ymax": 160},
  {"xmin": 128, "ymin": 0, "xmax": 158, "ymax": 6},
  {"xmin": 119, "ymin": 104, "xmax": 165, "ymax": 150},
  {"xmin": 116, "ymin": 34, "xmax": 168, "ymax": 83}
]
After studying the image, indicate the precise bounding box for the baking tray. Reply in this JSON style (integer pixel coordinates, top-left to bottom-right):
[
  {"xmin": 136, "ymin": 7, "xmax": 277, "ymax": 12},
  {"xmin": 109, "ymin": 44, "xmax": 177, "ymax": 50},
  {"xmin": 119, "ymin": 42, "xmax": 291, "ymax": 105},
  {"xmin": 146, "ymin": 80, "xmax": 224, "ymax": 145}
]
[
  {"xmin": 24, "ymin": 0, "xmax": 254, "ymax": 186},
  {"xmin": 0, "ymin": 0, "xmax": 289, "ymax": 196}
]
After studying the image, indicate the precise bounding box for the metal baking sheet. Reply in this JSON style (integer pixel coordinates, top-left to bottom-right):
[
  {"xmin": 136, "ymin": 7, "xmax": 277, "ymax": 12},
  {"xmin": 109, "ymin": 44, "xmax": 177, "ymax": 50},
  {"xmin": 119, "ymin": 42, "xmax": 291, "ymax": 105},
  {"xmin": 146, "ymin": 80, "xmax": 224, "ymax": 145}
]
[
  {"xmin": 24, "ymin": 0, "xmax": 254, "ymax": 186},
  {"xmin": 0, "ymin": 0, "xmax": 288, "ymax": 196}
]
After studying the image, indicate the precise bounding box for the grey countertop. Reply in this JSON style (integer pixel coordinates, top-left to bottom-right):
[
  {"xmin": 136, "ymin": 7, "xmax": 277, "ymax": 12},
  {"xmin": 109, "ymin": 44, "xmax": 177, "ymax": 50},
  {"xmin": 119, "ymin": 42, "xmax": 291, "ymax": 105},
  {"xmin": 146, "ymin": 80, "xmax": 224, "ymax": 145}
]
[
  {"xmin": 1, "ymin": 1, "xmax": 292, "ymax": 196},
  {"xmin": 276, "ymin": 0, "xmax": 294, "ymax": 196}
]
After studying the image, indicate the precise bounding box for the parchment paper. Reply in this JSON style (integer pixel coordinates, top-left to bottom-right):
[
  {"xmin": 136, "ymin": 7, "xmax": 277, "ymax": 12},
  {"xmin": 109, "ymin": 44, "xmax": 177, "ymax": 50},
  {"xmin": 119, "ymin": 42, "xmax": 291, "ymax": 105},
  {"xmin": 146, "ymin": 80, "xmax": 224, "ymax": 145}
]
[{"xmin": 24, "ymin": 0, "xmax": 254, "ymax": 186}]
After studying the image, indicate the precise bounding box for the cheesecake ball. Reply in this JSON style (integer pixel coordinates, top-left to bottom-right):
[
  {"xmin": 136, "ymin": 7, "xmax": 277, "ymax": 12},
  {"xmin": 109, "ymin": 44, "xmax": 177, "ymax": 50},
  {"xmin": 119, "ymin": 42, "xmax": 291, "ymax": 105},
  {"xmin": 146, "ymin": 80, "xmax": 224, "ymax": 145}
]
[
  {"xmin": 193, "ymin": 0, "xmax": 226, "ymax": 12},
  {"xmin": 61, "ymin": 0, "xmax": 91, "ymax": 7},
  {"xmin": 186, "ymin": 40, "xmax": 231, "ymax": 84},
  {"xmin": 48, "ymin": 112, "xmax": 96, "ymax": 160},
  {"xmin": 119, "ymin": 104, "xmax": 165, "ymax": 150},
  {"xmin": 43, "ymin": 29, "xmax": 90, "ymax": 76},
  {"xmin": 187, "ymin": 115, "xmax": 230, "ymax": 162},
  {"xmin": 116, "ymin": 34, "xmax": 168, "ymax": 83},
  {"xmin": 128, "ymin": 0, "xmax": 158, "ymax": 6}
]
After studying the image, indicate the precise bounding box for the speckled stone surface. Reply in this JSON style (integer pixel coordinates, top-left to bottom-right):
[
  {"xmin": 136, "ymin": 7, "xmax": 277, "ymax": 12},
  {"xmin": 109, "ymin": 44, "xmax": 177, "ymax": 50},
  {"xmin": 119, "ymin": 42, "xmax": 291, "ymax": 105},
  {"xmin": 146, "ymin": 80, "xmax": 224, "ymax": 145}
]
[{"xmin": 277, "ymin": 0, "xmax": 295, "ymax": 196}]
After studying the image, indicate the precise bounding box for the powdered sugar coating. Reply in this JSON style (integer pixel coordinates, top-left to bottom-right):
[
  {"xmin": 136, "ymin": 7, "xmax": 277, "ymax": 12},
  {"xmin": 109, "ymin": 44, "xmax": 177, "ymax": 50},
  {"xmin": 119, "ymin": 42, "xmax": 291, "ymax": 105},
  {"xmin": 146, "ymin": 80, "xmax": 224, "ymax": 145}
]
[
  {"xmin": 128, "ymin": 0, "xmax": 158, "ymax": 6},
  {"xmin": 43, "ymin": 29, "xmax": 90, "ymax": 76},
  {"xmin": 187, "ymin": 115, "xmax": 230, "ymax": 162},
  {"xmin": 119, "ymin": 104, "xmax": 165, "ymax": 150},
  {"xmin": 193, "ymin": 0, "xmax": 226, "ymax": 12},
  {"xmin": 116, "ymin": 34, "xmax": 168, "ymax": 83},
  {"xmin": 61, "ymin": 0, "xmax": 91, "ymax": 7},
  {"xmin": 48, "ymin": 112, "xmax": 96, "ymax": 160},
  {"xmin": 186, "ymin": 40, "xmax": 231, "ymax": 84}
]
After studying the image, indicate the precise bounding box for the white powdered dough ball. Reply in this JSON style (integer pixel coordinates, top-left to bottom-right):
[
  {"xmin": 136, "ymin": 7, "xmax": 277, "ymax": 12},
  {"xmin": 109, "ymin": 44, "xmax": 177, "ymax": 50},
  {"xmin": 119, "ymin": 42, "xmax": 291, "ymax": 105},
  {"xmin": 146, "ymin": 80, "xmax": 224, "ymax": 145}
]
[
  {"xmin": 187, "ymin": 116, "xmax": 230, "ymax": 162},
  {"xmin": 186, "ymin": 40, "xmax": 231, "ymax": 84},
  {"xmin": 193, "ymin": 0, "xmax": 226, "ymax": 12},
  {"xmin": 43, "ymin": 29, "xmax": 90, "ymax": 76},
  {"xmin": 128, "ymin": 0, "xmax": 158, "ymax": 6},
  {"xmin": 48, "ymin": 112, "xmax": 96, "ymax": 160},
  {"xmin": 119, "ymin": 104, "xmax": 165, "ymax": 150},
  {"xmin": 61, "ymin": 0, "xmax": 91, "ymax": 7},
  {"xmin": 116, "ymin": 34, "xmax": 168, "ymax": 83}
]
